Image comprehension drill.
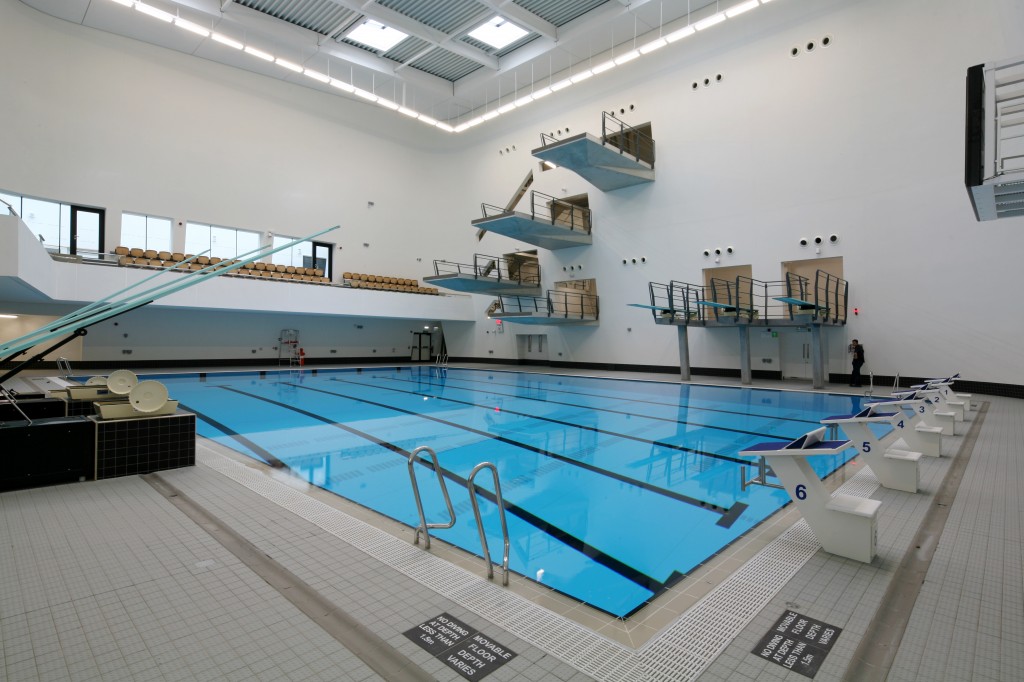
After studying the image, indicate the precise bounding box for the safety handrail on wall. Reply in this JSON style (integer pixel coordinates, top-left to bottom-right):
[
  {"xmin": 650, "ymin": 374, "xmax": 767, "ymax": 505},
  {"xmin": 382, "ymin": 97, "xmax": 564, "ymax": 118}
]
[
  {"xmin": 406, "ymin": 446, "xmax": 456, "ymax": 550},
  {"xmin": 601, "ymin": 111, "xmax": 655, "ymax": 167},
  {"xmin": 467, "ymin": 462, "xmax": 510, "ymax": 586}
]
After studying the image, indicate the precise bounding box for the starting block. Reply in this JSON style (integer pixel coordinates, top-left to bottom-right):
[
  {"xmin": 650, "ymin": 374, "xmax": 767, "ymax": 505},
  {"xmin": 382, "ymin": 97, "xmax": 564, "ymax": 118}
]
[
  {"xmin": 741, "ymin": 427, "xmax": 879, "ymax": 563},
  {"xmin": 864, "ymin": 395, "xmax": 944, "ymax": 455},
  {"xmin": 892, "ymin": 389, "xmax": 958, "ymax": 434},
  {"xmin": 821, "ymin": 407, "xmax": 923, "ymax": 493},
  {"xmin": 916, "ymin": 375, "xmax": 972, "ymax": 414}
]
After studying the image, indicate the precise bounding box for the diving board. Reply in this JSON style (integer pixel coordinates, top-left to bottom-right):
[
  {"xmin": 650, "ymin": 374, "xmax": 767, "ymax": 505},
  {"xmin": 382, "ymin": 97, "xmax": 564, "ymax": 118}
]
[
  {"xmin": 742, "ymin": 427, "xmax": 879, "ymax": 563},
  {"xmin": 774, "ymin": 296, "xmax": 828, "ymax": 313}
]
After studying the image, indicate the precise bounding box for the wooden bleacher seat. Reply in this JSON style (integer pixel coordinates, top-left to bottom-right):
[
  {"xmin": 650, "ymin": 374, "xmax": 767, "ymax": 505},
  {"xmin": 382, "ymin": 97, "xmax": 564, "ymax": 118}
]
[
  {"xmin": 129, "ymin": 248, "xmax": 144, "ymax": 258},
  {"xmin": 157, "ymin": 251, "xmax": 172, "ymax": 261},
  {"xmin": 196, "ymin": 256, "xmax": 210, "ymax": 265},
  {"xmin": 171, "ymin": 253, "xmax": 184, "ymax": 262},
  {"xmin": 114, "ymin": 246, "xmax": 129, "ymax": 256}
]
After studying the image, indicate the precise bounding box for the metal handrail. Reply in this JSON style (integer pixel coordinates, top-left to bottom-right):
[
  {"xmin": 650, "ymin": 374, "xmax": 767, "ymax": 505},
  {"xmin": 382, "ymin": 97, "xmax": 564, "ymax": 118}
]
[
  {"xmin": 56, "ymin": 357, "xmax": 73, "ymax": 379},
  {"xmin": 0, "ymin": 385, "xmax": 33, "ymax": 425},
  {"xmin": 406, "ymin": 446, "xmax": 456, "ymax": 550},
  {"xmin": 467, "ymin": 462, "xmax": 510, "ymax": 586},
  {"xmin": 529, "ymin": 191, "xmax": 592, "ymax": 233},
  {"xmin": 740, "ymin": 456, "xmax": 785, "ymax": 492},
  {"xmin": 601, "ymin": 111, "xmax": 655, "ymax": 167}
]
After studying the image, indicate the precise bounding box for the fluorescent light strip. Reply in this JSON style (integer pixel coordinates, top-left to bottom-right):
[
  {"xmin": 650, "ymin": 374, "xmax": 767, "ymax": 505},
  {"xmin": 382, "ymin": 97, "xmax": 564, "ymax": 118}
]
[
  {"xmin": 695, "ymin": 12, "xmax": 727, "ymax": 30},
  {"xmin": 726, "ymin": 0, "xmax": 760, "ymax": 17},
  {"xmin": 135, "ymin": 2, "xmax": 173, "ymax": 22},
  {"xmin": 244, "ymin": 46, "xmax": 274, "ymax": 61},
  {"xmin": 303, "ymin": 69, "xmax": 330, "ymax": 83},
  {"xmin": 119, "ymin": 0, "xmax": 752, "ymax": 134},
  {"xmin": 174, "ymin": 18, "xmax": 209, "ymax": 37},
  {"xmin": 0, "ymin": 314, "xmax": 18, "ymax": 319},
  {"xmin": 211, "ymin": 32, "xmax": 243, "ymax": 49}
]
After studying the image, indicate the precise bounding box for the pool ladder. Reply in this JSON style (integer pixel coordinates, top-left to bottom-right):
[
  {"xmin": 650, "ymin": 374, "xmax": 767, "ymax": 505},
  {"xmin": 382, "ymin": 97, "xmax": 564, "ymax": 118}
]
[{"xmin": 406, "ymin": 446, "xmax": 510, "ymax": 586}]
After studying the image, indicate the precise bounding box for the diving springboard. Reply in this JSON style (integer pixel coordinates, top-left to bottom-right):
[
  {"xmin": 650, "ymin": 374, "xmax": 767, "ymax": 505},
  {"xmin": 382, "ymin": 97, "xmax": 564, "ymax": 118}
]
[
  {"xmin": 627, "ymin": 303, "xmax": 672, "ymax": 311},
  {"xmin": 696, "ymin": 300, "xmax": 737, "ymax": 311},
  {"xmin": 774, "ymin": 296, "xmax": 828, "ymax": 312}
]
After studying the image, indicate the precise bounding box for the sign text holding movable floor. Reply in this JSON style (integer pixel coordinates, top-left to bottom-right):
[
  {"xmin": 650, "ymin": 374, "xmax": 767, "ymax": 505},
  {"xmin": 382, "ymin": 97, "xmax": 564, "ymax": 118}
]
[
  {"xmin": 752, "ymin": 610, "xmax": 842, "ymax": 678},
  {"xmin": 404, "ymin": 612, "xmax": 517, "ymax": 680}
]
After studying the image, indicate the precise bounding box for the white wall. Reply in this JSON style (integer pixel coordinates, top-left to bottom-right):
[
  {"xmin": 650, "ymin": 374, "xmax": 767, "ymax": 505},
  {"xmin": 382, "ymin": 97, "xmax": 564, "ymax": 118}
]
[
  {"xmin": 2, "ymin": 0, "xmax": 1024, "ymax": 385},
  {"xmin": 441, "ymin": 0, "xmax": 1024, "ymax": 385}
]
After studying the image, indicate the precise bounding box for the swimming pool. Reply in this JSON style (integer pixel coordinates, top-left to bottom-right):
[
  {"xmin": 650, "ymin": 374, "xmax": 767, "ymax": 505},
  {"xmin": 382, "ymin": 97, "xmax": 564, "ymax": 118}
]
[{"xmin": 159, "ymin": 367, "xmax": 868, "ymax": 617}]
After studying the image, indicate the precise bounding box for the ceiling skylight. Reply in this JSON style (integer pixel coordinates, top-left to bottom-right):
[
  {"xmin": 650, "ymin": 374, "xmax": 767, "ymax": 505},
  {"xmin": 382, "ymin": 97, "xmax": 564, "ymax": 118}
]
[
  {"xmin": 468, "ymin": 16, "xmax": 528, "ymax": 50},
  {"xmin": 346, "ymin": 19, "xmax": 408, "ymax": 52}
]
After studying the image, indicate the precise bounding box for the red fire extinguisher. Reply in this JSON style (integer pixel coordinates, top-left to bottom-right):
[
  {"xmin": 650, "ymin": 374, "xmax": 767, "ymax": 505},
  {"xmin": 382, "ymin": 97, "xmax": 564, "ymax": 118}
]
[{"xmin": 299, "ymin": 348, "xmax": 306, "ymax": 367}]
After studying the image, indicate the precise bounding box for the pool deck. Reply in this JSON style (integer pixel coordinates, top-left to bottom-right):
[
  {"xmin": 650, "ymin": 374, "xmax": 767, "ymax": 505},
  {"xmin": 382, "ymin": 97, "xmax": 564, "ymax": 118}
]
[{"xmin": 2, "ymin": 364, "xmax": 1021, "ymax": 681}]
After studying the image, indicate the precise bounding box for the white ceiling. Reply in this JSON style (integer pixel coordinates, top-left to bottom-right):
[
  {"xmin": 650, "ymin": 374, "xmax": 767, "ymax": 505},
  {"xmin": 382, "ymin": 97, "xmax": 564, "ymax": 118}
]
[{"xmin": 21, "ymin": 0, "xmax": 762, "ymax": 130}]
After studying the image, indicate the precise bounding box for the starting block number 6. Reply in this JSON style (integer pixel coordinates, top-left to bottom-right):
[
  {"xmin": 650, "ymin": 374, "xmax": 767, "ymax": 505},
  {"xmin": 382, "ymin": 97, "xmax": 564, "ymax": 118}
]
[{"xmin": 795, "ymin": 484, "xmax": 807, "ymax": 500}]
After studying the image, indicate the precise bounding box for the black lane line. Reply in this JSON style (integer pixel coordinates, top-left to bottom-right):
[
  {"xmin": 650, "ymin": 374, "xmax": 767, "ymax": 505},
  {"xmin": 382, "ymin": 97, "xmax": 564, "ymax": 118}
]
[
  {"xmin": 373, "ymin": 373, "xmax": 794, "ymax": 442},
  {"xmin": 306, "ymin": 380, "xmax": 732, "ymax": 514},
  {"xmin": 420, "ymin": 370, "xmax": 825, "ymax": 426},
  {"xmin": 215, "ymin": 385, "xmax": 667, "ymax": 593},
  {"xmin": 332, "ymin": 376, "xmax": 753, "ymax": 469},
  {"xmin": 327, "ymin": 378, "xmax": 753, "ymax": 529},
  {"xmin": 178, "ymin": 401, "xmax": 286, "ymax": 468}
]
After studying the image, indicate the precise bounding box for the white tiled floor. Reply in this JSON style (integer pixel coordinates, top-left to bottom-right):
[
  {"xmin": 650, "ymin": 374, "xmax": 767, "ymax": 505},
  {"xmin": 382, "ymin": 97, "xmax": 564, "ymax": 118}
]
[{"xmin": 3, "ymin": 365, "xmax": 1021, "ymax": 681}]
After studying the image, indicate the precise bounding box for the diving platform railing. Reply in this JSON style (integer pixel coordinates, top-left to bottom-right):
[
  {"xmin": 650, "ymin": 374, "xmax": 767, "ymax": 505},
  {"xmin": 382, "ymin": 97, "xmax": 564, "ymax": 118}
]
[
  {"xmin": 0, "ymin": 225, "xmax": 340, "ymax": 388},
  {"xmin": 472, "ymin": 191, "xmax": 592, "ymax": 250},
  {"xmin": 965, "ymin": 54, "xmax": 1024, "ymax": 220},
  {"xmin": 424, "ymin": 254, "xmax": 541, "ymax": 295},
  {"xmin": 777, "ymin": 271, "xmax": 848, "ymax": 323},
  {"xmin": 532, "ymin": 112, "xmax": 655, "ymax": 191},
  {"xmin": 495, "ymin": 289, "xmax": 599, "ymax": 323}
]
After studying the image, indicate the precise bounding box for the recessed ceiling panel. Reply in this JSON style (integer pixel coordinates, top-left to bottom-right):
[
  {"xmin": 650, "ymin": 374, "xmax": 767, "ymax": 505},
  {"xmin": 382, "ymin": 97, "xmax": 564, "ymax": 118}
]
[
  {"xmin": 513, "ymin": 0, "xmax": 611, "ymax": 27},
  {"xmin": 376, "ymin": 0, "xmax": 488, "ymax": 35},
  {"xmin": 410, "ymin": 48, "xmax": 483, "ymax": 81},
  {"xmin": 237, "ymin": 0, "xmax": 357, "ymax": 36}
]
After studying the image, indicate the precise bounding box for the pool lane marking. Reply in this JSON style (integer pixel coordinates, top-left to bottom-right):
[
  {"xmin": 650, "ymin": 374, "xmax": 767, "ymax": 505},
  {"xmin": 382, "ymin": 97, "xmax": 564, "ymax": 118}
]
[
  {"xmin": 412, "ymin": 370, "xmax": 825, "ymax": 426},
  {"xmin": 331, "ymin": 377, "xmax": 756, "ymax": 470},
  {"xmin": 214, "ymin": 385, "xmax": 668, "ymax": 593},
  {"xmin": 299, "ymin": 380, "xmax": 741, "ymax": 519},
  {"xmin": 371, "ymin": 373, "xmax": 799, "ymax": 443},
  {"xmin": 178, "ymin": 401, "xmax": 286, "ymax": 469}
]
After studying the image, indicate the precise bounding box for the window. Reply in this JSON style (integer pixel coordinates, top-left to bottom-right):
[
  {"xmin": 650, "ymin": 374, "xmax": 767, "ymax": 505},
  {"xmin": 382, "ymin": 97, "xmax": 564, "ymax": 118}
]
[
  {"xmin": 121, "ymin": 212, "xmax": 172, "ymax": 252},
  {"xmin": 185, "ymin": 221, "xmax": 260, "ymax": 259},
  {"xmin": 1, "ymin": 189, "xmax": 103, "ymax": 256},
  {"xmin": 271, "ymin": 235, "xmax": 311, "ymax": 268}
]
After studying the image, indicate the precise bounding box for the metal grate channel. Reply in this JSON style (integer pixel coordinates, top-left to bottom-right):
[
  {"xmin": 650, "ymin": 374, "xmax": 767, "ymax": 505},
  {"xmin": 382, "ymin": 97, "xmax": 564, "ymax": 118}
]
[
  {"xmin": 513, "ymin": 0, "xmax": 611, "ymax": 27},
  {"xmin": 196, "ymin": 440, "xmax": 883, "ymax": 682},
  {"xmin": 376, "ymin": 0, "xmax": 489, "ymax": 34},
  {"xmin": 237, "ymin": 0, "xmax": 357, "ymax": 36},
  {"xmin": 410, "ymin": 48, "xmax": 483, "ymax": 81}
]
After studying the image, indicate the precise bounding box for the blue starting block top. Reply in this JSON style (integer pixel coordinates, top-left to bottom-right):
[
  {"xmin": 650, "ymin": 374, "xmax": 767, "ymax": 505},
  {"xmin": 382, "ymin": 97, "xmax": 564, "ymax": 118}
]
[
  {"xmin": 821, "ymin": 407, "xmax": 898, "ymax": 423},
  {"xmin": 741, "ymin": 428, "xmax": 851, "ymax": 456},
  {"xmin": 773, "ymin": 296, "xmax": 826, "ymax": 310}
]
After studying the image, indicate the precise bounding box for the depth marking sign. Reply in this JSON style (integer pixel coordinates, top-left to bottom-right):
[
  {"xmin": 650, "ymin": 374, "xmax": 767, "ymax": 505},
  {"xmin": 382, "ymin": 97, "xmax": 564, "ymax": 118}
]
[
  {"xmin": 752, "ymin": 610, "xmax": 842, "ymax": 678},
  {"xmin": 404, "ymin": 612, "xmax": 517, "ymax": 680}
]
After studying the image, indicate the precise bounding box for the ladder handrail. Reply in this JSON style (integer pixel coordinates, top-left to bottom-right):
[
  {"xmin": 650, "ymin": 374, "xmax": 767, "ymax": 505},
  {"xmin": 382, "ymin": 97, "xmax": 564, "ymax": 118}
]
[
  {"xmin": 467, "ymin": 462, "xmax": 510, "ymax": 586},
  {"xmin": 56, "ymin": 356, "xmax": 73, "ymax": 379},
  {"xmin": 406, "ymin": 446, "xmax": 456, "ymax": 549}
]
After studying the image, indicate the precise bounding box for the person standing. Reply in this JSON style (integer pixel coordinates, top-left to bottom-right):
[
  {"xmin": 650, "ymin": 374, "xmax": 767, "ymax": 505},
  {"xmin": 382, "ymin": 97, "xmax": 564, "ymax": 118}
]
[{"xmin": 849, "ymin": 339, "xmax": 865, "ymax": 387}]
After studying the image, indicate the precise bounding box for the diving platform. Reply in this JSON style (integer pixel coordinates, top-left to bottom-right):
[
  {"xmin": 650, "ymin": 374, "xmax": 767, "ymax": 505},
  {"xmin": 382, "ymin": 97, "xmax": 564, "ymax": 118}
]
[
  {"xmin": 635, "ymin": 270, "xmax": 850, "ymax": 387},
  {"xmin": 531, "ymin": 112, "xmax": 655, "ymax": 191},
  {"xmin": 424, "ymin": 254, "xmax": 541, "ymax": 296},
  {"xmin": 494, "ymin": 290, "xmax": 599, "ymax": 325},
  {"xmin": 471, "ymin": 191, "xmax": 592, "ymax": 251}
]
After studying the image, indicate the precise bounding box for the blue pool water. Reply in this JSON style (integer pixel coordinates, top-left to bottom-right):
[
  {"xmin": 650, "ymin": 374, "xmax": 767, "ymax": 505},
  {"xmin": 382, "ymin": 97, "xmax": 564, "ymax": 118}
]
[{"xmin": 159, "ymin": 367, "xmax": 870, "ymax": 617}]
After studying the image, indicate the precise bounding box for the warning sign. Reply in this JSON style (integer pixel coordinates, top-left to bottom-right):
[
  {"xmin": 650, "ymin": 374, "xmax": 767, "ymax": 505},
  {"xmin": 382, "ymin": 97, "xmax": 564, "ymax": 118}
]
[
  {"xmin": 404, "ymin": 612, "xmax": 517, "ymax": 680},
  {"xmin": 752, "ymin": 610, "xmax": 842, "ymax": 678}
]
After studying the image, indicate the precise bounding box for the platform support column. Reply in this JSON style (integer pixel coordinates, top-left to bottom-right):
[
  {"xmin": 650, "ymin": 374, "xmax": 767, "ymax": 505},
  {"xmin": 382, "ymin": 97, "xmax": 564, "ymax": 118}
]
[
  {"xmin": 677, "ymin": 325, "xmax": 691, "ymax": 382},
  {"xmin": 810, "ymin": 324, "xmax": 825, "ymax": 389},
  {"xmin": 739, "ymin": 326, "xmax": 751, "ymax": 385}
]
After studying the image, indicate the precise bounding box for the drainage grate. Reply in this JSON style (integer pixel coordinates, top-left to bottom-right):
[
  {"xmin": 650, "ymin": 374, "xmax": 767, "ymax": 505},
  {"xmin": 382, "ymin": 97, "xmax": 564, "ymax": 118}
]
[{"xmin": 197, "ymin": 443, "xmax": 880, "ymax": 681}]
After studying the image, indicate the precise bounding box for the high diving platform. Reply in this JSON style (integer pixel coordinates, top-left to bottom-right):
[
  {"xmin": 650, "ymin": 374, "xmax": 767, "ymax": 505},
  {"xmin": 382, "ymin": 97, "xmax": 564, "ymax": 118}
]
[
  {"xmin": 631, "ymin": 271, "xmax": 849, "ymax": 387},
  {"xmin": 471, "ymin": 191, "xmax": 592, "ymax": 251},
  {"xmin": 423, "ymin": 254, "xmax": 541, "ymax": 296},
  {"xmin": 493, "ymin": 289, "xmax": 599, "ymax": 326},
  {"xmin": 531, "ymin": 112, "xmax": 655, "ymax": 191}
]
